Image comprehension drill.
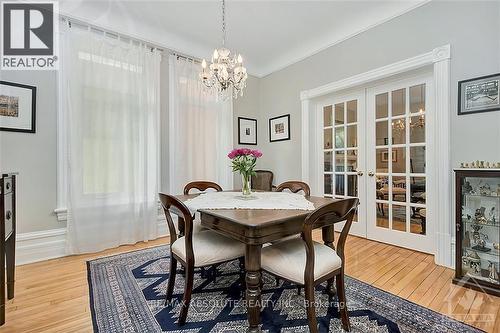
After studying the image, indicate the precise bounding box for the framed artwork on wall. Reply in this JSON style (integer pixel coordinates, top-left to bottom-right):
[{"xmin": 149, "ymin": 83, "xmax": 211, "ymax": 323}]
[
  {"xmin": 381, "ymin": 150, "xmax": 397, "ymax": 162},
  {"xmin": 269, "ymin": 114, "xmax": 290, "ymax": 142},
  {"xmin": 458, "ymin": 73, "xmax": 500, "ymax": 115},
  {"xmin": 238, "ymin": 117, "xmax": 257, "ymax": 145},
  {"xmin": 0, "ymin": 81, "xmax": 36, "ymax": 133}
]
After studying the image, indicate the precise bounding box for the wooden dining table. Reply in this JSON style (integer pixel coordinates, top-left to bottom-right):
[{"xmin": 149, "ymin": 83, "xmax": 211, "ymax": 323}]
[{"xmin": 176, "ymin": 193, "xmax": 334, "ymax": 333}]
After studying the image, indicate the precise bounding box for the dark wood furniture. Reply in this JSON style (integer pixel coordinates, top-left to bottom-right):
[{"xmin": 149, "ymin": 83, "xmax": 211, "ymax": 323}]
[
  {"xmin": 453, "ymin": 169, "xmax": 500, "ymax": 296},
  {"xmin": 176, "ymin": 193, "xmax": 334, "ymax": 332},
  {"xmin": 0, "ymin": 174, "xmax": 16, "ymax": 325},
  {"xmin": 262, "ymin": 198, "xmax": 358, "ymax": 332},
  {"xmin": 251, "ymin": 170, "xmax": 273, "ymax": 191},
  {"xmin": 275, "ymin": 181, "xmax": 311, "ymax": 196},
  {"xmin": 160, "ymin": 193, "xmax": 245, "ymax": 325},
  {"xmin": 183, "ymin": 181, "xmax": 223, "ymax": 195}
]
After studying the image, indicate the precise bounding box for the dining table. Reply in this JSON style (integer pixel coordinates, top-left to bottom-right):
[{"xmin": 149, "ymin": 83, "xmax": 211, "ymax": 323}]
[{"xmin": 175, "ymin": 192, "xmax": 335, "ymax": 333}]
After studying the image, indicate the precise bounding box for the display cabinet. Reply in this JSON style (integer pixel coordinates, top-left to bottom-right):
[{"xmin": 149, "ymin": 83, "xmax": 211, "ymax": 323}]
[{"xmin": 454, "ymin": 169, "xmax": 500, "ymax": 296}]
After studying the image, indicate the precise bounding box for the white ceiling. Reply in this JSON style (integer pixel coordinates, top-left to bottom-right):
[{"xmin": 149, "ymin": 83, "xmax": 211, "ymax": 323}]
[{"xmin": 60, "ymin": 0, "xmax": 428, "ymax": 77}]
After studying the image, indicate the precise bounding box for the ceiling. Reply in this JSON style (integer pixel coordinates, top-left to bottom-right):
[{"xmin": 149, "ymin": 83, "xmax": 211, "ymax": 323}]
[{"xmin": 60, "ymin": 0, "xmax": 429, "ymax": 77}]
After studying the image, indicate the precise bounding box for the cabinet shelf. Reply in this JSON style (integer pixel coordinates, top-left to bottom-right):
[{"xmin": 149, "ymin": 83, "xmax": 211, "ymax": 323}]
[{"xmin": 463, "ymin": 220, "xmax": 500, "ymax": 228}]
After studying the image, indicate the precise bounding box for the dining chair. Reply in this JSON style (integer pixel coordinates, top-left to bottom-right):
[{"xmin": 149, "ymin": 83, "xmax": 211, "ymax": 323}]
[
  {"xmin": 275, "ymin": 181, "xmax": 311, "ymax": 196},
  {"xmin": 159, "ymin": 193, "xmax": 245, "ymax": 325},
  {"xmin": 261, "ymin": 198, "xmax": 359, "ymax": 332},
  {"xmin": 251, "ymin": 170, "xmax": 274, "ymax": 191},
  {"xmin": 183, "ymin": 181, "xmax": 223, "ymax": 234}
]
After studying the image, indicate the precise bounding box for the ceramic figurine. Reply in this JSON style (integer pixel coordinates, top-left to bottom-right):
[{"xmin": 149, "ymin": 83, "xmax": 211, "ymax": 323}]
[
  {"xmin": 488, "ymin": 261, "xmax": 499, "ymax": 282},
  {"xmin": 486, "ymin": 162, "xmax": 490, "ymax": 168},
  {"xmin": 488, "ymin": 207, "xmax": 496, "ymax": 223},
  {"xmin": 468, "ymin": 251, "xmax": 482, "ymax": 276},
  {"xmin": 462, "ymin": 181, "xmax": 473, "ymax": 194},
  {"xmin": 479, "ymin": 183, "xmax": 491, "ymax": 196},
  {"xmin": 494, "ymin": 243, "xmax": 500, "ymax": 251}
]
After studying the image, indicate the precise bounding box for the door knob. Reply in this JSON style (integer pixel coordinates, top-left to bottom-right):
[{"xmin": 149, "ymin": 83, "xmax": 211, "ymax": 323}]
[
  {"xmin": 356, "ymin": 170, "xmax": 364, "ymax": 176},
  {"xmin": 368, "ymin": 171, "xmax": 375, "ymax": 177}
]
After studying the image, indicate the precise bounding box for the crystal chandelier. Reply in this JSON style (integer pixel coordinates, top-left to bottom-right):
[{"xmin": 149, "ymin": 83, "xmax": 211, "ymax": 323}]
[{"xmin": 199, "ymin": 0, "xmax": 247, "ymax": 100}]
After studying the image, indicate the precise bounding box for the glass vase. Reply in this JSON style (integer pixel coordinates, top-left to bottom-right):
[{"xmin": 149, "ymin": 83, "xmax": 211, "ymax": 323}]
[{"xmin": 241, "ymin": 173, "xmax": 252, "ymax": 196}]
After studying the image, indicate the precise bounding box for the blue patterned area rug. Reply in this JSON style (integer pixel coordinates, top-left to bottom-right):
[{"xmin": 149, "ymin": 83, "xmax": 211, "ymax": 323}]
[{"xmin": 87, "ymin": 245, "xmax": 483, "ymax": 333}]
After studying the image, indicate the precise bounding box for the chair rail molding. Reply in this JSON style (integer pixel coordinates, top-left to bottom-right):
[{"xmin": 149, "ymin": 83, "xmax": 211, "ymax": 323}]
[{"xmin": 300, "ymin": 44, "xmax": 453, "ymax": 268}]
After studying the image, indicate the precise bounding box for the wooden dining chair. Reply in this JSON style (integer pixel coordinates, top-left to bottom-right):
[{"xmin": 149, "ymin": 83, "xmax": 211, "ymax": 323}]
[
  {"xmin": 159, "ymin": 193, "xmax": 245, "ymax": 325},
  {"xmin": 275, "ymin": 181, "xmax": 311, "ymax": 196},
  {"xmin": 261, "ymin": 198, "xmax": 359, "ymax": 332},
  {"xmin": 251, "ymin": 170, "xmax": 274, "ymax": 191},
  {"xmin": 183, "ymin": 181, "xmax": 223, "ymax": 234}
]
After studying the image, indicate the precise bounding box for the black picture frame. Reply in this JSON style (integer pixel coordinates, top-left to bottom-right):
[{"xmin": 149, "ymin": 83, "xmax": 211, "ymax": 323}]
[
  {"xmin": 0, "ymin": 80, "xmax": 36, "ymax": 133},
  {"xmin": 458, "ymin": 73, "xmax": 500, "ymax": 115},
  {"xmin": 238, "ymin": 117, "xmax": 257, "ymax": 145},
  {"xmin": 269, "ymin": 114, "xmax": 290, "ymax": 142}
]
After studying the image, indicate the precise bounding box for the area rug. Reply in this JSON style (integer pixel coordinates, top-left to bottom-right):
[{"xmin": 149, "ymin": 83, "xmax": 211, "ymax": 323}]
[{"xmin": 87, "ymin": 245, "xmax": 483, "ymax": 333}]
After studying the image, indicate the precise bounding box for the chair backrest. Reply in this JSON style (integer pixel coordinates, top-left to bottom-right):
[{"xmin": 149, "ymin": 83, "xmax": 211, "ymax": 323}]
[
  {"xmin": 251, "ymin": 170, "xmax": 274, "ymax": 191},
  {"xmin": 183, "ymin": 181, "xmax": 222, "ymax": 195},
  {"xmin": 276, "ymin": 181, "xmax": 311, "ymax": 196},
  {"xmin": 301, "ymin": 198, "xmax": 359, "ymax": 283},
  {"xmin": 159, "ymin": 193, "xmax": 195, "ymax": 265}
]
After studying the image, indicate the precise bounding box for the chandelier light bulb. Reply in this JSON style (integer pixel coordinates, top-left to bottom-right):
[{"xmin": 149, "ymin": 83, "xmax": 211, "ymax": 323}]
[
  {"xmin": 213, "ymin": 49, "xmax": 219, "ymax": 60},
  {"xmin": 237, "ymin": 54, "xmax": 243, "ymax": 63},
  {"xmin": 202, "ymin": 59, "xmax": 207, "ymax": 69}
]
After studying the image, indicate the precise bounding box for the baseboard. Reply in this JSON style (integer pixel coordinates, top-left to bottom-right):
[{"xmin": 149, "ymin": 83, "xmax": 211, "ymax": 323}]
[{"xmin": 17, "ymin": 216, "xmax": 168, "ymax": 266}]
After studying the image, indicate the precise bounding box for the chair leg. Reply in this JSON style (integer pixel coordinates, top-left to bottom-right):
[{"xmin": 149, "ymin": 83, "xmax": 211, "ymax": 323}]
[
  {"xmin": 165, "ymin": 256, "xmax": 177, "ymax": 305},
  {"xmin": 326, "ymin": 277, "xmax": 336, "ymax": 299},
  {"xmin": 179, "ymin": 265, "xmax": 194, "ymax": 326},
  {"xmin": 336, "ymin": 273, "xmax": 350, "ymax": 332},
  {"xmin": 304, "ymin": 284, "xmax": 318, "ymax": 333}
]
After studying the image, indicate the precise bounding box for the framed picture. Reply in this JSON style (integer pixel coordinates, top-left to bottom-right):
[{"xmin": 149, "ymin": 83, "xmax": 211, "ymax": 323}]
[
  {"xmin": 269, "ymin": 114, "xmax": 290, "ymax": 142},
  {"xmin": 381, "ymin": 150, "xmax": 397, "ymax": 162},
  {"xmin": 238, "ymin": 117, "xmax": 257, "ymax": 145},
  {"xmin": 458, "ymin": 73, "xmax": 500, "ymax": 115},
  {"xmin": 0, "ymin": 81, "xmax": 36, "ymax": 133}
]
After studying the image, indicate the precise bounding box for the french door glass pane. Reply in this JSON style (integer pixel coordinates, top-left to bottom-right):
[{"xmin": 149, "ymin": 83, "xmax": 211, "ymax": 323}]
[
  {"xmin": 324, "ymin": 151, "xmax": 332, "ymax": 172},
  {"xmin": 376, "ymin": 121, "xmax": 388, "ymax": 146},
  {"xmin": 346, "ymin": 150, "xmax": 357, "ymax": 171},
  {"xmin": 410, "ymin": 115, "xmax": 425, "ymax": 143},
  {"xmin": 324, "ymin": 105, "xmax": 333, "ymax": 126},
  {"xmin": 376, "ymin": 203, "xmax": 389, "ymax": 228},
  {"xmin": 335, "ymin": 151, "xmax": 345, "ymax": 172},
  {"xmin": 409, "ymin": 84, "xmax": 425, "ymax": 114},
  {"xmin": 324, "ymin": 174, "xmax": 332, "ymax": 194},
  {"xmin": 392, "ymin": 88, "xmax": 406, "ymax": 116},
  {"xmin": 376, "ymin": 148, "xmax": 389, "ymax": 173},
  {"xmin": 324, "ymin": 129, "xmax": 332, "ymax": 149},
  {"xmin": 335, "ymin": 127, "xmax": 345, "ymax": 148},
  {"xmin": 347, "ymin": 175, "xmax": 357, "ymax": 197},
  {"xmin": 392, "ymin": 176, "xmax": 407, "ymax": 202},
  {"xmin": 392, "ymin": 147, "xmax": 406, "ymax": 173},
  {"xmin": 347, "ymin": 100, "xmax": 357, "ymax": 123},
  {"xmin": 376, "ymin": 176, "xmax": 389, "ymax": 201},
  {"xmin": 335, "ymin": 103, "xmax": 344, "ymax": 124},
  {"xmin": 335, "ymin": 174, "xmax": 345, "ymax": 195},
  {"xmin": 410, "ymin": 146, "xmax": 425, "ymax": 173},
  {"xmin": 392, "ymin": 120, "xmax": 406, "ymax": 144},
  {"xmin": 347, "ymin": 125, "xmax": 357, "ymax": 147},
  {"xmin": 392, "ymin": 205, "xmax": 406, "ymax": 231},
  {"xmin": 410, "ymin": 210, "xmax": 425, "ymax": 234},
  {"xmin": 376, "ymin": 93, "xmax": 388, "ymax": 119}
]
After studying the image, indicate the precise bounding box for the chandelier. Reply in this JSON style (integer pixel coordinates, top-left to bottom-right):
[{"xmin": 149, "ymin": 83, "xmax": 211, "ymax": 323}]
[
  {"xmin": 199, "ymin": 0, "xmax": 247, "ymax": 100},
  {"xmin": 392, "ymin": 108, "xmax": 425, "ymax": 133}
]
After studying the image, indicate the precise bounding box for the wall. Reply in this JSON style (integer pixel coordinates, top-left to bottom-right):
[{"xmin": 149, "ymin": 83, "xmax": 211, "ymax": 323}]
[{"xmin": 257, "ymin": 1, "xmax": 500, "ymax": 184}]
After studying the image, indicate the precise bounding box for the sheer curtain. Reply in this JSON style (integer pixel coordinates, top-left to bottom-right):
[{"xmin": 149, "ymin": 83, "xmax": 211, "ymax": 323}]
[
  {"xmin": 168, "ymin": 55, "xmax": 233, "ymax": 194},
  {"xmin": 62, "ymin": 25, "xmax": 161, "ymax": 254}
]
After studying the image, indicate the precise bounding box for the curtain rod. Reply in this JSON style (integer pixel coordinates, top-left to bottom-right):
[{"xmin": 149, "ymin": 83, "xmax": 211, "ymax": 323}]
[{"xmin": 59, "ymin": 14, "xmax": 202, "ymax": 63}]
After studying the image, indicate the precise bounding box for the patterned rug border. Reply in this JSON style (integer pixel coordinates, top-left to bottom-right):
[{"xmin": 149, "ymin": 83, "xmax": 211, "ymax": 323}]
[{"xmin": 86, "ymin": 244, "xmax": 486, "ymax": 333}]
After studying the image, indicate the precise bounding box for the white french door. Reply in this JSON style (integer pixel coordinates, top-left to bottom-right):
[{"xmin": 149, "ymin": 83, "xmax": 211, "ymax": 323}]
[
  {"xmin": 366, "ymin": 75, "xmax": 433, "ymax": 253},
  {"xmin": 321, "ymin": 92, "xmax": 366, "ymax": 237},
  {"xmin": 320, "ymin": 74, "xmax": 434, "ymax": 253}
]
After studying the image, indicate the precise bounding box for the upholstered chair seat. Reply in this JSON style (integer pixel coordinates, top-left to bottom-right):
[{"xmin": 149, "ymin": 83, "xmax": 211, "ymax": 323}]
[
  {"xmin": 172, "ymin": 231, "xmax": 245, "ymax": 267},
  {"xmin": 261, "ymin": 238, "xmax": 342, "ymax": 284}
]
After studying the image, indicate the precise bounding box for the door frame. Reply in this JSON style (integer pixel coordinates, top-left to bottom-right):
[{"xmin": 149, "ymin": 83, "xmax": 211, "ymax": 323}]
[{"xmin": 300, "ymin": 45, "xmax": 453, "ymax": 268}]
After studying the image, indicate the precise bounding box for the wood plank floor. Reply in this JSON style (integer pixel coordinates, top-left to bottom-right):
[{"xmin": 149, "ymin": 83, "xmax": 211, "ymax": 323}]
[{"xmin": 1, "ymin": 234, "xmax": 499, "ymax": 333}]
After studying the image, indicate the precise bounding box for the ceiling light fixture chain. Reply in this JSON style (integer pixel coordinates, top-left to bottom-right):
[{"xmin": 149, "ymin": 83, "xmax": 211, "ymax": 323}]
[{"xmin": 199, "ymin": 0, "xmax": 247, "ymax": 100}]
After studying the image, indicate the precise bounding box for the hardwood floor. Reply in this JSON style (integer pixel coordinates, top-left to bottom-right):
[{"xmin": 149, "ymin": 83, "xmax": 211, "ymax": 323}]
[{"xmin": 1, "ymin": 234, "xmax": 499, "ymax": 333}]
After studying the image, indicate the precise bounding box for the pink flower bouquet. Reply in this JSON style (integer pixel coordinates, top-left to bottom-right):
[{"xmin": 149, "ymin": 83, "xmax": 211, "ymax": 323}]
[{"xmin": 228, "ymin": 148, "xmax": 262, "ymax": 195}]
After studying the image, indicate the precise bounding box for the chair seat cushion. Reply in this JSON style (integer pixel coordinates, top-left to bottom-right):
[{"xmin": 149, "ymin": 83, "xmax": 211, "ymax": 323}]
[
  {"xmin": 261, "ymin": 238, "xmax": 342, "ymax": 284},
  {"xmin": 172, "ymin": 231, "xmax": 245, "ymax": 267}
]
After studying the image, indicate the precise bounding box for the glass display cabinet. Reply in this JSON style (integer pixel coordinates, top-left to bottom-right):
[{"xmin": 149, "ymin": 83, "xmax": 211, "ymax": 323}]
[{"xmin": 454, "ymin": 169, "xmax": 500, "ymax": 296}]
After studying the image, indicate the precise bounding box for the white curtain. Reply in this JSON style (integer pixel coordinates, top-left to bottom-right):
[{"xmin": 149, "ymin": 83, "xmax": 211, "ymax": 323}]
[
  {"xmin": 168, "ymin": 55, "xmax": 233, "ymax": 194},
  {"xmin": 62, "ymin": 25, "xmax": 161, "ymax": 254}
]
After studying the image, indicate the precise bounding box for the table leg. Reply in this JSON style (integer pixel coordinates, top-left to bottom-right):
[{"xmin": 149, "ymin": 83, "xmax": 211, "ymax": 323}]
[
  {"xmin": 6, "ymin": 234, "xmax": 15, "ymax": 299},
  {"xmin": 245, "ymin": 244, "xmax": 262, "ymax": 333},
  {"xmin": 322, "ymin": 226, "xmax": 336, "ymax": 297}
]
